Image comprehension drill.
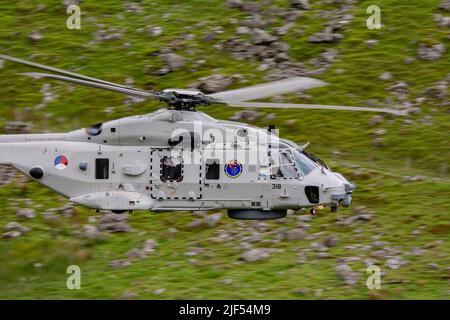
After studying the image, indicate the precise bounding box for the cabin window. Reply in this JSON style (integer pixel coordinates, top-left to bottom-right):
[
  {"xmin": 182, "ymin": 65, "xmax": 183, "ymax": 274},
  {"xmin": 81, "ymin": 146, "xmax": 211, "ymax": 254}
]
[
  {"xmin": 161, "ymin": 156, "xmax": 183, "ymax": 182},
  {"xmin": 95, "ymin": 158, "xmax": 109, "ymax": 179},
  {"xmin": 270, "ymin": 150, "xmax": 299, "ymax": 179},
  {"xmin": 206, "ymin": 159, "xmax": 220, "ymax": 180}
]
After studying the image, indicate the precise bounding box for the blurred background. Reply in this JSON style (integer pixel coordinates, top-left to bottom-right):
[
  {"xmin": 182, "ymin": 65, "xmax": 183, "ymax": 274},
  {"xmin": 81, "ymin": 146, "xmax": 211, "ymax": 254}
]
[{"xmin": 0, "ymin": 0, "xmax": 448, "ymax": 299}]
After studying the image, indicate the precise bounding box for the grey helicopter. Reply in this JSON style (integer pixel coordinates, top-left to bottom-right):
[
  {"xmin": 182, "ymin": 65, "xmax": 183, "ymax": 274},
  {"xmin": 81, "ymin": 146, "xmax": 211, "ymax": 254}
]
[{"xmin": 0, "ymin": 54, "xmax": 406, "ymax": 219}]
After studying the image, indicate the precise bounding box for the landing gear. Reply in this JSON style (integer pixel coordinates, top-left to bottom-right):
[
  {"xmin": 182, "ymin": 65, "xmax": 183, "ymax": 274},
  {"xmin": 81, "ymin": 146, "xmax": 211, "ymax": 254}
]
[
  {"xmin": 310, "ymin": 208, "xmax": 316, "ymax": 216},
  {"xmin": 331, "ymin": 205, "xmax": 338, "ymax": 213}
]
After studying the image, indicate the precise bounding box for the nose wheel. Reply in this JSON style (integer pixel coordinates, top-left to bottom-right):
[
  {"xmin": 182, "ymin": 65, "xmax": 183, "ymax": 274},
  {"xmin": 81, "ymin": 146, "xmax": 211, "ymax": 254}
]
[{"xmin": 310, "ymin": 208, "xmax": 316, "ymax": 216}]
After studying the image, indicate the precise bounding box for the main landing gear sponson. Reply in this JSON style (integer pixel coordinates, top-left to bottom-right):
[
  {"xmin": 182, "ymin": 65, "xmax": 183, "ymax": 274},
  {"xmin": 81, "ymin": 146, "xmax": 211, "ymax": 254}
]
[{"xmin": 228, "ymin": 209, "xmax": 287, "ymax": 220}]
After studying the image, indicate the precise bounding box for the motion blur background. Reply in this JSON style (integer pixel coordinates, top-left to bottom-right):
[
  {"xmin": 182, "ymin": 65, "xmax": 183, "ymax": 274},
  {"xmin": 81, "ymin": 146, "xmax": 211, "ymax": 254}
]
[{"xmin": 0, "ymin": 0, "xmax": 448, "ymax": 299}]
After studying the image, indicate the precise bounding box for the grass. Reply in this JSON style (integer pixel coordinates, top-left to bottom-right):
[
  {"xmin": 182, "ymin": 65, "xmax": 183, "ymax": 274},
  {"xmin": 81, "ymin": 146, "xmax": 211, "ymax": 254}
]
[{"xmin": 0, "ymin": 0, "xmax": 449, "ymax": 299}]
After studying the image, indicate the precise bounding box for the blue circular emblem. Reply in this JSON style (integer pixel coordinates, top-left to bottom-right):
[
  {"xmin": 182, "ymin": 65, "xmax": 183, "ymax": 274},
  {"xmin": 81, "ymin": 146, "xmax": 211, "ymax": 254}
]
[{"xmin": 225, "ymin": 160, "xmax": 242, "ymax": 178}]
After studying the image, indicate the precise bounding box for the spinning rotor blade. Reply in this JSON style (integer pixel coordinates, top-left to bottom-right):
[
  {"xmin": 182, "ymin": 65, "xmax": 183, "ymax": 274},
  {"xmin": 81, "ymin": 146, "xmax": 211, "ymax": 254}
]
[
  {"xmin": 209, "ymin": 77, "xmax": 327, "ymax": 102},
  {"xmin": 225, "ymin": 101, "xmax": 408, "ymax": 116},
  {"xmin": 19, "ymin": 72, "xmax": 162, "ymax": 99},
  {"xmin": 0, "ymin": 54, "xmax": 153, "ymax": 96}
]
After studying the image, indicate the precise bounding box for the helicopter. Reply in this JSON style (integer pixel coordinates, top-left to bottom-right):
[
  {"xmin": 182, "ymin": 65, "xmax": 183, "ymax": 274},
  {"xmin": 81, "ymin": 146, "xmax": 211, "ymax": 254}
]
[{"xmin": 0, "ymin": 54, "xmax": 406, "ymax": 220}]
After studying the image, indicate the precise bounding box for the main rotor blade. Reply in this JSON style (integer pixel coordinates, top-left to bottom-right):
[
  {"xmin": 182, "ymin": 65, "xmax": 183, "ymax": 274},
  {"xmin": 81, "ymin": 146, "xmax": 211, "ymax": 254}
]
[
  {"xmin": 19, "ymin": 72, "xmax": 162, "ymax": 99},
  {"xmin": 208, "ymin": 77, "xmax": 327, "ymax": 102},
  {"xmin": 0, "ymin": 54, "xmax": 150, "ymax": 95},
  {"xmin": 225, "ymin": 101, "xmax": 408, "ymax": 116}
]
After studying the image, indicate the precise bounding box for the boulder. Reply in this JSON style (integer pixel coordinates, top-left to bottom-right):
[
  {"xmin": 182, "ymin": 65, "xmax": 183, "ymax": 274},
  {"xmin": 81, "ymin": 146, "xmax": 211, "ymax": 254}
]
[
  {"xmin": 194, "ymin": 74, "xmax": 233, "ymax": 93},
  {"xmin": 240, "ymin": 248, "xmax": 274, "ymax": 262},
  {"xmin": 16, "ymin": 208, "xmax": 36, "ymax": 219},
  {"xmin": 82, "ymin": 225, "xmax": 102, "ymax": 239},
  {"xmin": 439, "ymin": 0, "xmax": 450, "ymax": 11},
  {"xmin": 291, "ymin": 0, "xmax": 310, "ymax": 10},
  {"xmin": 160, "ymin": 53, "xmax": 185, "ymax": 71},
  {"xmin": 417, "ymin": 43, "xmax": 446, "ymax": 61}
]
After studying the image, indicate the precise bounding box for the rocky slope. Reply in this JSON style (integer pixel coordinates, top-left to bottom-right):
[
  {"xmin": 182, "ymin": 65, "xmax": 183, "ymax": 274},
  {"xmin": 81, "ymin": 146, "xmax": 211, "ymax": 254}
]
[{"xmin": 0, "ymin": 0, "xmax": 448, "ymax": 299}]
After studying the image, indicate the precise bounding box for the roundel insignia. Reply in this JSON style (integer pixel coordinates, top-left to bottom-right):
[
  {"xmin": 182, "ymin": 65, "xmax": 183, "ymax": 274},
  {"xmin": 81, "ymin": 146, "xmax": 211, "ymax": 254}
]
[
  {"xmin": 224, "ymin": 160, "xmax": 243, "ymax": 178},
  {"xmin": 54, "ymin": 155, "xmax": 69, "ymax": 170}
]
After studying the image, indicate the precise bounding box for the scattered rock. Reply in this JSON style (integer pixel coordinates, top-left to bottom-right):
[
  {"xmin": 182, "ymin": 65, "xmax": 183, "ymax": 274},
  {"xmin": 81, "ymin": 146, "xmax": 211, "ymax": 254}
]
[
  {"xmin": 291, "ymin": 0, "xmax": 310, "ymax": 10},
  {"xmin": 230, "ymin": 109, "xmax": 262, "ymax": 121},
  {"xmin": 193, "ymin": 74, "xmax": 233, "ymax": 93},
  {"xmin": 379, "ymin": 72, "xmax": 392, "ymax": 81},
  {"xmin": 82, "ymin": 225, "xmax": 102, "ymax": 239},
  {"xmin": 385, "ymin": 257, "xmax": 407, "ymax": 270},
  {"xmin": 252, "ymin": 29, "xmax": 277, "ymax": 45},
  {"xmin": 2, "ymin": 231, "xmax": 22, "ymax": 239},
  {"xmin": 16, "ymin": 208, "xmax": 36, "ymax": 219},
  {"xmin": 425, "ymin": 80, "xmax": 448, "ymax": 99},
  {"xmin": 148, "ymin": 26, "xmax": 163, "ymax": 37},
  {"xmin": 274, "ymin": 22, "xmax": 296, "ymax": 36},
  {"xmin": 28, "ymin": 31, "xmax": 43, "ymax": 43},
  {"xmin": 335, "ymin": 264, "xmax": 359, "ymax": 286},
  {"xmin": 121, "ymin": 290, "xmax": 137, "ymax": 299},
  {"xmin": 369, "ymin": 115, "xmax": 384, "ymax": 127},
  {"xmin": 35, "ymin": 83, "xmax": 59, "ymax": 110},
  {"xmin": 324, "ymin": 236, "xmax": 339, "ymax": 248},
  {"xmin": 110, "ymin": 259, "xmax": 131, "ymax": 269},
  {"xmin": 337, "ymin": 207, "xmax": 374, "ymax": 226},
  {"xmin": 404, "ymin": 56, "xmax": 415, "ymax": 64},
  {"xmin": 58, "ymin": 204, "xmax": 75, "ymax": 217},
  {"xmin": 226, "ymin": 0, "xmax": 261, "ymax": 13},
  {"xmin": 219, "ymin": 278, "xmax": 233, "ymax": 285},
  {"xmin": 154, "ymin": 288, "xmax": 166, "ymax": 295},
  {"xmin": 372, "ymin": 137, "xmax": 384, "ymax": 147},
  {"xmin": 188, "ymin": 219, "xmax": 204, "ymax": 228},
  {"xmin": 365, "ymin": 39, "xmax": 378, "ymax": 48},
  {"xmin": 0, "ymin": 165, "xmax": 17, "ymax": 187},
  {"xmin": 2, "ymin": 222, "xmax": 31, "ymax": 239},
  {"xmin": 240, "ymin": 248, "xmax": 274, "ymax": 262},
  {"xmin": 439, "ymin": 0, "xmax": 450, "ymax": 11},
  {"xmin": 388, "ymin": 81, "xmax": 409, "ymax": 99},
  {"xmin": 93, "ymin": 28, "xmax": 123, "ymax": 42},
  {"xmin": 142, "ymin": 239, "xmax": 158, "ymax": 253},
  {"xmin": 428, "ymin": 263, "xmax": 440, "ymax": 270},
  {"xmin": 292, "ymin": 288, "xmax": 310, "ymax": 295},
  {"xmin": 265, "ymin": 113, "xmax": 276, "ymax": 121},
  {"xmin": 4, "ymin": 121, "xmax": 32, "ymax": 134},
  {"xmin": 308, "ymin": 31, "xmax": 343, "ymax": 43},
  {"xmin": 123, "ymin": 2, "xmax": 144, "ymax": 14},
  {"xmin": 126, "ymin": 248, "xmax": 143, "ymax": 259},
  {"xmin": 98, "ymin": 213, "xmax": 134, "ymax": 233},
  {"xmin": 160, "ymin": 53, "xmax": 185, "ymax": 71},
  {"xmin": 435, "ymin": 14, "xmax": 450, "ymax": 27},
  {"xmin": 285, "ymin": 228, "xmax": 305, "ymax": 241},
  {"xmin": 317, "ymin": 252, "xmax": 330, "ymax": 258},
  {"xmin": 417, "ymin": 43, "xmax": 446, "ymax": 61},
  {"xmin": 62, "ymin": 0, "xmax": 80, "ymax": 8},
  {"xmin": 403, "ymin": 176, "xmax": 424, "ymax": 182},
  {"xmin": 204, "ymin": 213, "xmax": 223, "ymax": 228}
]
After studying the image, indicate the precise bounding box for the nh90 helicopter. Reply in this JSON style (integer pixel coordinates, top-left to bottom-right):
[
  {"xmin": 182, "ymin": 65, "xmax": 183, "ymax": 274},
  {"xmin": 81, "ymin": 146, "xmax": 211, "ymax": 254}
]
[{"xmin": 0, "ymin": 55, "xmax": 405, "ymax": 220}]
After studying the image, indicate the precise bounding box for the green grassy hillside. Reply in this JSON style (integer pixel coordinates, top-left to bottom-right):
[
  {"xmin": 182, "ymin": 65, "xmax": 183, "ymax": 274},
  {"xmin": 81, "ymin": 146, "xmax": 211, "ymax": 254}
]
[{"xmin": 0, "ymin": 0, "xmax": 449, "ymax": 299}]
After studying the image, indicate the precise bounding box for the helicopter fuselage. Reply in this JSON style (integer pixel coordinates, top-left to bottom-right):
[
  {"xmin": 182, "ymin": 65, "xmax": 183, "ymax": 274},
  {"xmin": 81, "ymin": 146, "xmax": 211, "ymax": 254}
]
[{"xmin": 0, "ymin": 109, "xmax": 354, "ymax": 219}]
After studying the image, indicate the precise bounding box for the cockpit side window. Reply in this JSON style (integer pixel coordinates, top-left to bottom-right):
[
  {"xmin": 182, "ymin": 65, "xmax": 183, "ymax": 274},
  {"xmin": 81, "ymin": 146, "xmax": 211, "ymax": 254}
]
[
  {"xmin": 269, "ymin": 150, "xmax": 299, "ymax": 179},
  {"xmin": 292, "ymin": 149, "xmax": 318, "ymax": 177}
]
